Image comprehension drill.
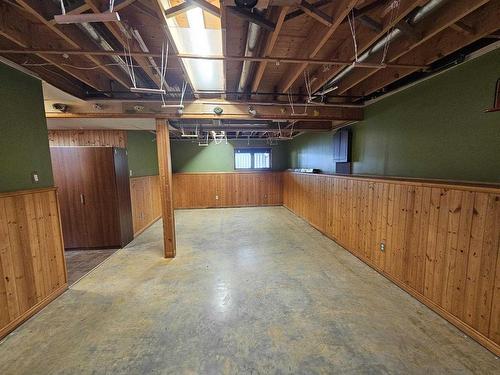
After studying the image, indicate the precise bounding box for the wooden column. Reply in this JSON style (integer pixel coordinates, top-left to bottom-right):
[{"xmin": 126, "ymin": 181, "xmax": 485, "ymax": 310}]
[{"xmin": 156, "ymin": 118, "xmax": 176, "ymax": 258}]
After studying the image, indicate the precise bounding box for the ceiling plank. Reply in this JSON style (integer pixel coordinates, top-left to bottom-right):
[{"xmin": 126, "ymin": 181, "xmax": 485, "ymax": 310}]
[
  {"xmin": 298, "ymin": 1, "xmax": 333, "ymax": 27},
  {"xmin": 277, "ymin": 0, "xmax": 358, "ymax": 94},
  {"xmin": 348, "ymin": 0, "xmax": 500, "ymax": 97},
  {"xmin": 251, "ymin": 6, "xmax": 289, "ymax": 93},
  {"xmin": 335, "ymin": 0, "xmax": 489, "ymax": 95},
  {"xmin": 309, "ymin": 0, "xmax": 426, "ymax": 94}
]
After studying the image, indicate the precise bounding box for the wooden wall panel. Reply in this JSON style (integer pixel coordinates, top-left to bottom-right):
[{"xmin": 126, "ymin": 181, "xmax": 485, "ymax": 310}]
[
  {"xmin": 0, "ymin": 187, "xmax": 67, "ymax": 339},
  {"xmin": 48, "ymin": 130, "xmax": 127, "ymax": 148},
  {"xmin": 283, "ymin": 172, "xmax": 500, "ymax": 355},
  {"xmin": 130, "ymin": 176, "xmax": 161, "ymax": 236},
  {"xmin": 172, "ymin": 172, "xmax": 283, "ymax": 209}
]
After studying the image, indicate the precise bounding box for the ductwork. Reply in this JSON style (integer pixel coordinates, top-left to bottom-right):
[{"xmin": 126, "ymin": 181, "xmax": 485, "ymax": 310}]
[
  {"xmin": 317, "ymin": 0, "xmax": 449, "ymax": 95},
  {"xmin": 77, "ymin": 22, "xmax": 148, "ymax": 87},
  {"xmin": 237, "ymin": 21, "xmax": 262, "ymax": 93}
]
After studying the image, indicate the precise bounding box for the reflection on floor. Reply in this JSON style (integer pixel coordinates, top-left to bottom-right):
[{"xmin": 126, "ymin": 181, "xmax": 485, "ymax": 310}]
[
  {"xmin": 0, "ymin": 207, "xmax": 497, "ymax": 374},
  {"xmin": 65, "ymin": 249, "xmax": 118, "ymax": 285}
]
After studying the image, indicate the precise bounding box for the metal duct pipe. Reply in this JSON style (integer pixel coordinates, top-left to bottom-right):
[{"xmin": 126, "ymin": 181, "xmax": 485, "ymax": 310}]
[
  {"xmin": 77, "ymin": 22, "xmax": 147, "ymax": 87},
  {"xmin": 317, "ymin": 0, "xmax": 449, "ymax": 95},
  {"xmin": 237, "ymin": 21, "xmax": 262, "ymax": 93}
]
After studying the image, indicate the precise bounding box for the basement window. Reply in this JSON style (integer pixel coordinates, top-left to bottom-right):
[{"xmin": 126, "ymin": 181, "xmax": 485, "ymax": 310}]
[{"xmin": 234, "ymin": 148, "xmax": 271, "ymax": 170}]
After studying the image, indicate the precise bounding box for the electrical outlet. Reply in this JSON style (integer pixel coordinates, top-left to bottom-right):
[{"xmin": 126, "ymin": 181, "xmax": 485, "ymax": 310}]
[
  {"xmin": 31, "ymin": 171, "xmax": 39, "ymax": 183},
  {"xmin": 215, "ymin": 195, "xmax": 219, "ymax": 200},
  {"xmin": 129, "ymin": 170, "xmax": 133, "ymax": 177},
  {"xmin": 380, "ymin": 243, "xmax": 385, "ymax": 252}
]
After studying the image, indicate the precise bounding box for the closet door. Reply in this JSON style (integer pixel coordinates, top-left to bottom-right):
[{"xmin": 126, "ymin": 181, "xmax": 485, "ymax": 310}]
[
  {"xmin": 112, "ymin": 148, "xmax": 133, "ymax": 247},
  {"xmin": 80, "ymin": 147, "xmax": 121, "ymax": 248},
  {"xmin": 50, "ymin": 147, "xmax": 89, "ymax": 249}
]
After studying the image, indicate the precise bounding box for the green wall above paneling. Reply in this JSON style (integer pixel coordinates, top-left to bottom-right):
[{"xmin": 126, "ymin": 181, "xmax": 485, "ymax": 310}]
[
  {"xmin": 287, "ymin": 132, "xmax": 335, "ymax": 174},
  {"xmin": 127, "ymin": 131, "xmax": 159, "ymax": 177},
  {"xmin": 287, "ymin": 47, "xmax": 500, "ymax": 184},
  {"xmin": 352, "ymin": 47, "xmax": 500, "ymax": 183},
  {"xmin": 0, "ymin": 63, "xmax": 54, "ymax": 192},
  {"xmin": 171, "ymin": 139, "xmax": 287, "ymax": 172}
]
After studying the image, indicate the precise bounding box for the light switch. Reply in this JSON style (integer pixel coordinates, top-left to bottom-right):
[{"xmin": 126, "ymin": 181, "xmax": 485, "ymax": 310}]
[{"xmin": 31, "ymin": 171, "xmax": 39, "ymax": 183}]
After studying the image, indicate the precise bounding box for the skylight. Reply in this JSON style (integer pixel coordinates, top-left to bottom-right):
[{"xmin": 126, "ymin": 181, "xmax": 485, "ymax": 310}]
[{"xmin": 163, "ymin": 1, "xmax": 224, "ymax": 92}]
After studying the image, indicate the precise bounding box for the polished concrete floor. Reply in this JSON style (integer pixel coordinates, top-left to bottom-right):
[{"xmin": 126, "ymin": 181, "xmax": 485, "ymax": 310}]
[
  {"xmin": 65, "ymin": 249, "xmax": 118, "ymax": 285},
  {"xmin": 0, "ymin": 207, "xmax": 498, "ymax": 374}
]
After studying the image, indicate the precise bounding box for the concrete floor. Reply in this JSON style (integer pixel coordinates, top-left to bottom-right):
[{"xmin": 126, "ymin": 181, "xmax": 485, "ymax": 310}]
[
  {"xmin": 65, "ymin": 249, "xmax": 118, "ymax": 285},
  {"xmin": 0, "ymin": 207, "xmax": 498, "ymax": 374}
]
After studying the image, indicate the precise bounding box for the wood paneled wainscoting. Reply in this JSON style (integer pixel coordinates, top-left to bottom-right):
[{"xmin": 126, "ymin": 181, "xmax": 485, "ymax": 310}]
[
  {"xmin": 283, "ymin": 172, "xmax": 500, "ymax": 355},
  {"xmin": 0, "ymin": 188, "xmax": 67, "ymax": 339},
  {"xmin": 173, "ymin": 172, "xmax": 283, "ymax": 209},
  {"xmin": 130, "ymin": 176, "xmax": 162, "ymax": 236}
]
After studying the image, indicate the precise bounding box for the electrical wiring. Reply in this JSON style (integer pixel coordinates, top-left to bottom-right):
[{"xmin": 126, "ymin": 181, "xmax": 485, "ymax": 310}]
[
  {"xmin": 347, "ymin": 8, "xmax": 359, "ymax": 63},
  {"xmin": 381, "ymin": 0, "xmax": 401, "ymax": 64}
]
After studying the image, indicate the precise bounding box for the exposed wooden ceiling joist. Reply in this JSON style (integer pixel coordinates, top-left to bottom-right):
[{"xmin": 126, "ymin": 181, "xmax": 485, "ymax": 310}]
[
  {"xmin": 348, "ymin": 0, "xmax": 500, "ymax": 97},
  {"xmin": 309, "ymin": 0, "xmax": 426, "ymax": 94},
  {"xmin": 277, "ymin": 0, "xmax": 359, "ymax": 94},
  {"xmin": 335, "ymin": 0, "xmax": 490, "ymax": 95},
  {"xmin": 226, "ymin": 7, "xmax": 276, "ymax": 32},
  {"xmin": 251, "ymin": 6, "xmax": 289, "ymax": 93},
  {"xmin": 185, "ymin": 0, "xmax": 221, "ymax": 17}
]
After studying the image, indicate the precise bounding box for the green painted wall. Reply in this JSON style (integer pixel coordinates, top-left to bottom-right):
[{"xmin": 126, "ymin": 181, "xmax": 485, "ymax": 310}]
[
  {"xmin": 288, "ymin": 48, "xmax": 500, "ymax": 183},
  {"xmin": 287, "ymin": 132, "xmax": 335, "ymax": 174},
  {"xmin": 171, "ymin": 139, "xmax": 287, "ymax": 172},
  {"xmin": 352, "ymin": 47, "xmax": 500, "ymax": 183},
  {"xmin": 127, "ymin": 130, "xmax": 159, "ymax": 177},
  {"xmin": 0, "ymin": 63, "xmax": 54, "ymax": 192}
]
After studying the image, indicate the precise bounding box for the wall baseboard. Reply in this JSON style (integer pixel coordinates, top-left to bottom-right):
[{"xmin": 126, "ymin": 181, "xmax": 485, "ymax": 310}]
[{"xmin": 0, "ymin": 284, "xmax": 67, "ymax": 341}]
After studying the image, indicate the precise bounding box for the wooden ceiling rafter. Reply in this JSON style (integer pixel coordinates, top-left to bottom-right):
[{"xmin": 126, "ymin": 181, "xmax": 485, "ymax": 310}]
[
  {"xmin": 225, "ymin": 6, "xmax": 276, "ymax": 32},
  {"xmin": 0, "ymin": 2, "xmax": 114, "ymax": 92},
  {"xmin": 298, "ymin": 0, "xmax": 333, "ymax": 27},
  {"xmin": 84, "ymin": 0, "xmax": 165, "ymax": 91},
  {"xmin": 277, "ymin": 0, "xmax": 359, "ymax": 94},
  {"xmin": 309, "ymin": 0, "xmax": 427, "ymax": 94},
  {"xmin": 348, "ymin": 0, "xmax": 500, "ymax": 97},
  {"xmin": 185, "ymin": 0, "xmax": 221, "ymax": 17},
  {"xmin": 14, "ymin": 0, "xmax": 133, "ymax": 91},
  {"xmin": 250, "ymin": 6, "xmax": 289, "ymax": 93},
  {"xmin": 334, "ymin": 0, "xmax": 491, "ymax": 95}
]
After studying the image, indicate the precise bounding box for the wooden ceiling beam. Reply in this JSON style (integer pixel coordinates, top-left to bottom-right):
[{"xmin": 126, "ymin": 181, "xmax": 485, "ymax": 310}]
[
  {"xmin": 185, "ymin": 0, "xmax": 220, "ymax": 18},
  {"xmin": 309, "ymin": 0, "xmax": 425, "ymax": 94},
  {"xmin": 348, "ymin": 0, "xmax": 500, "ymax": 97},
  {"xmin": 277, "ymin": 0, "xmax": 359, "ymax": 94},
  {"xmin": 0, "ymin": 2, "xmax": 114, "ymax": 92},
  {"xmin": 334, "ymin": 0, "xmax": 489, "ymax": 95},
  {"xmin": 284, "ymin": 0, "xmax": 330, "ymax": 22},
  {"xmin": 165, "ymin": 2, "xmax": 195, "ymax": 18},
  {"xmin": 84, "ymin": 0, "xmax": 162, "ymax": 90},
  {"xmin": 14, "ymin": 0, "xmax": 132, "ymax": 90},
  {"xmin": 298, "ymin": 0, "xmax": 333, "ymax": 27},
  {"xmin": 0, "ymin": 49, "xmax": 427, "ymax": 69},
  {"xmin": 251, "ymin": 6, "xmax": 289, "ymax": 93},
  {"xmin": 225, "ymin": 7, "xmax": 276, "ymax": 32}
]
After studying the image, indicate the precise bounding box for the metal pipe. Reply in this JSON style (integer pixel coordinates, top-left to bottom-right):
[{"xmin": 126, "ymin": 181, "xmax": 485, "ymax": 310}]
[
  {"xmin": 77, "ymin": 22, "xmax": 147, "ymax": 87},
  {"xmin": 238, "ymin": 21, "xmax": 262, "ymax": 93},
  {"xmin": 317, "ymin": 0, "xmax": 449, "ymax": 95}
]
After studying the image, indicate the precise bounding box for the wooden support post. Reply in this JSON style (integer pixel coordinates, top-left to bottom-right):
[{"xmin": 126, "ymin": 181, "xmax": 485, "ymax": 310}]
[{"xmin": 156, "ymin": 118, "xmax": 176, "ymax": 258}]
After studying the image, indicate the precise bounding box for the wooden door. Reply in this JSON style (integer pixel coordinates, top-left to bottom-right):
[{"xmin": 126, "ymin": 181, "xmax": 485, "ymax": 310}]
[
  {"xmin": 50, "ymin": 147, "xmax": 89, "ymax": 248},
  {"xmin": 80, "ymin": 148, "xmax": 120, "ymax": 248},
  {"xmin": 112, "ymin": 148, "xmax": 133, "ymax": 247}
]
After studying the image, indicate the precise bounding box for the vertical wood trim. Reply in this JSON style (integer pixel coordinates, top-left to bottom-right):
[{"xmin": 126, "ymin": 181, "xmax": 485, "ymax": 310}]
[
  {"xmin": 156, "ymin": 119, "xmax": 176, "ymax": 258},
  {"xmin": 283, "ymin": 172, "xmax": 500, "ymax": 355}
]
